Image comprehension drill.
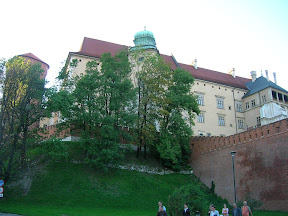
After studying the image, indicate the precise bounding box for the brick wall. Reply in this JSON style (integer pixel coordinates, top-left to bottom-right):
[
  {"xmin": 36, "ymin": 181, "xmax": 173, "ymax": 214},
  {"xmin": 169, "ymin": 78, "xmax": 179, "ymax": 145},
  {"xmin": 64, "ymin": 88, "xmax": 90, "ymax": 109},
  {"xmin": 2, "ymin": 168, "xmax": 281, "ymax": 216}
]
[
  {"xmin": 38, "ymin": 125, "xmax": 73, "ymax": 140},
  {"xmin": 190, "ymin": 118, "xmax": 288, "ymax": 211}
]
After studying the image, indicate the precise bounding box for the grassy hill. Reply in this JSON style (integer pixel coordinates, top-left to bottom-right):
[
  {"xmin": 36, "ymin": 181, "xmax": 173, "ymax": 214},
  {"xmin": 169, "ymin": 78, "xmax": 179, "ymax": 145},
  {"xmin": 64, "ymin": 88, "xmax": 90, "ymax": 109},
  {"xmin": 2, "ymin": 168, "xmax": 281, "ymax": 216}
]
[
  {"xmin": 1, "ymin": 160, "xmax": 196, "ymax": 216},
  {"xmin": 0, "ymin": 142, "xmax": 287, "ymax": 216}
]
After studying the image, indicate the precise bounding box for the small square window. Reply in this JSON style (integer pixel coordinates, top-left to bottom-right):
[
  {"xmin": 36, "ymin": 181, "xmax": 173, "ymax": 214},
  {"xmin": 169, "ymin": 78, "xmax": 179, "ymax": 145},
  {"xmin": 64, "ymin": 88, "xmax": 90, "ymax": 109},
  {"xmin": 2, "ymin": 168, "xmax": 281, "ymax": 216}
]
[
  {"xmin": 236, "ymin": 102, "xmax": 243, "ymax": 112},
  {"xmin": 217, "ymin": 98, "xmax": 224, "ymax": 109},
  {"xmin": 197, "ymin": 94, "xmax": 204, "ymax": 106},
  {"xmin": 245, "ymin": 102, "xmax": 250, "ymax": 110},
  {"xmin": 238, "ymin": 119, "xmax": 244, "ymax": 129},
  {"xmin": 218, "ymin": 116, "xmax": 225, "ymax": 126},
  {"xmin": 197, "ymin": 113, "xmax": 204, "ymax": 123}
]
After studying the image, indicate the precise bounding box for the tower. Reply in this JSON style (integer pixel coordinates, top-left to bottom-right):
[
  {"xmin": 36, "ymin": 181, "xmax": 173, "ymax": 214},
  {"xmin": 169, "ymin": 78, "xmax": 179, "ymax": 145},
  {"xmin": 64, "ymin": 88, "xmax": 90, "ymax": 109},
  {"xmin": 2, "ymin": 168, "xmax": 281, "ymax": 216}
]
[{"xmin": 130, "ymin": 28, "xmax": 158, "ymax": 52}]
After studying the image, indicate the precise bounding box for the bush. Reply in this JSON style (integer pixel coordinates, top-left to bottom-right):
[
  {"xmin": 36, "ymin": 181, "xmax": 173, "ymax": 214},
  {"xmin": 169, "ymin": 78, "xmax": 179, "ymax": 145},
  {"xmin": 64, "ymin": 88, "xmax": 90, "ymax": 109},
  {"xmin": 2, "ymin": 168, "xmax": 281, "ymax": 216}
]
[
  {"xmin": 40, "ymin": 138, "xmax": 69, "ymax": 161},
  {"xmin": 168, "ymin": 179, "xmax": 229, "ymax": 216}
]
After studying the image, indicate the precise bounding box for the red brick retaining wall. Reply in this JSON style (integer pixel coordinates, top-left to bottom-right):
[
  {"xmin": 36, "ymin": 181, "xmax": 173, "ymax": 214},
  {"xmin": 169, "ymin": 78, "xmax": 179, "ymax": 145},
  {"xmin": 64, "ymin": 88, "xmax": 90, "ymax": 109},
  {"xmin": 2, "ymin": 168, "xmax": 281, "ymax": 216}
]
[{"xmin": 190, "ymin": 119, "xmax": 288, "ymax": 211}]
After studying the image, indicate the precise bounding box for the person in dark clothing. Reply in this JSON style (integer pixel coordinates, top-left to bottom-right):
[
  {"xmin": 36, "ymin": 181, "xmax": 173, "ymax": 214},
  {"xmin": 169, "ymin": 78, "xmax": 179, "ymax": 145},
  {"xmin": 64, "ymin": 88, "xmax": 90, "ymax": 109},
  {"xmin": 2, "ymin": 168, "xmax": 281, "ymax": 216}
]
[
  {"xmin": 231, "ymin": 203, "xmax": 242, "ymax": 216},
  {"xmin": 208, "ymin": 204, "xmax": 213, "ymax": 216},
  {"xmin": 157, "ymin": 205, "xmax": 168, "ymax": 216},
  {"xmin": 183, "ymin": 203, "xmax": 191, "ymax": 216}
]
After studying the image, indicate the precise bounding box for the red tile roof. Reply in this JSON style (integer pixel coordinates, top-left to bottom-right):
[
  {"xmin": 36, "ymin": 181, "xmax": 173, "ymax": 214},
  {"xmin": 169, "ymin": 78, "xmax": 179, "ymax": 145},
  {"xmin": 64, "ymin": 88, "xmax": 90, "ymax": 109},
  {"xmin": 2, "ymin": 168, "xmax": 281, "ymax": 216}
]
[
  {"xmin": 78, "ymin": 37, "xmax": 128, "ymax": 58},
  {"xmin": 19, "ymin": 53, "xmax": 50, "ymax": 69},
  {"xmin": 73, "ymin": 37, "xmax": 250, "ymax": 90}
]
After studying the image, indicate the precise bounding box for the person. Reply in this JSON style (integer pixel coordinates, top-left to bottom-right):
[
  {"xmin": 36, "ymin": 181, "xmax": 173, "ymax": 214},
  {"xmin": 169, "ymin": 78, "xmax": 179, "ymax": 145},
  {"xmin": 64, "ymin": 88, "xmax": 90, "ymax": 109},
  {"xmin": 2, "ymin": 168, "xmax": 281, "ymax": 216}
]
[
  {"xmin": 183, "ymin": 203, "xmax": 191, "ymax": 216},
  {"xmin": 158, "ymin": 201, "xmax": 166, "ymax": 212},
  {"xmin": 208, "ymin": 204, "xmax": 213, "ymax": 216},
  {"xmin": 210, "ymin": 205, "xmax": 220, "ymax": 216},
  {"xmin": 241, "ymin": 201, "xmax": 253, "ymax": 216},
  {"xmin": 222, "ymin": 204, "xmax": 229, "ymax": 216},
  {"xmin": 157, "ymin": 205, "xmax": 168, "ymax": 216},
  {"xmin": 231, "ymin": 203, "xmax": 242, "ymax": 216}
]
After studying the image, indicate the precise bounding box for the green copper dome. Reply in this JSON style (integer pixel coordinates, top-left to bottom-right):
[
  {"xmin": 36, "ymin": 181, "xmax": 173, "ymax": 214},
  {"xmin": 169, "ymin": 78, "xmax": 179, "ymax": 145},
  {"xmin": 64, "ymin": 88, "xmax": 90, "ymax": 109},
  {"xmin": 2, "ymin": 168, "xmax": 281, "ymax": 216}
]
[{"xmin": 131, "ymin": 28, "xmax": 157, "ymax": 51}]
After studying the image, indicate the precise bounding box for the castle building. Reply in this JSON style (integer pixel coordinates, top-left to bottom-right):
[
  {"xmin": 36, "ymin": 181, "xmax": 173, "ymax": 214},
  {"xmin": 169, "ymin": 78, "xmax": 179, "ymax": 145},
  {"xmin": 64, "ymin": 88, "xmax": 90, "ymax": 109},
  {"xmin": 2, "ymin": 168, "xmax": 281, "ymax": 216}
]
[
  {"xmin": 19, "ymin": 53, "xmax": 49, "ymax": 79},
  {"xmin": 42, "ymin": 30, "xmax": 288, "ymax": 137}
]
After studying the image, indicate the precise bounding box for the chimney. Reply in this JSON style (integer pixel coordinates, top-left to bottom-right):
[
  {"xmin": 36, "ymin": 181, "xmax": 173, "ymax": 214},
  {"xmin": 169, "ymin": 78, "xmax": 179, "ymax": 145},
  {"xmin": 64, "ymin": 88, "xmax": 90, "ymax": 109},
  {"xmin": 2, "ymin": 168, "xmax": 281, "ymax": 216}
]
[
  {"xmin": 228, "ymin": 68, "xmax": 235, "ymax": 78},
  {"xmin": 265, "ymin": 70, "xmax": 269, "ymax": 81},
  {"xmin": 250, "ymin": 71, "xmax": 257, "ymax": 82},
  {"xmin": 191, "ymin": 59, "xmax": 197, "ymax": 69},
  {"xmin": 273, "ymin": 72, "xmax": 277, "ymax": 84}
]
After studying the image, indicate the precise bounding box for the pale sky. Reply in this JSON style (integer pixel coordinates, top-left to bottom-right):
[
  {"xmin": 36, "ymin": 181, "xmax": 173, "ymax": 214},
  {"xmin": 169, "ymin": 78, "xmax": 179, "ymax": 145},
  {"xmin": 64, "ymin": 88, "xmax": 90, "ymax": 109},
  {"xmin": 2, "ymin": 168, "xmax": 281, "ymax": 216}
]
[{"xmin": 1, "ymin": 0, "xmax": 288, "ymax": 90}]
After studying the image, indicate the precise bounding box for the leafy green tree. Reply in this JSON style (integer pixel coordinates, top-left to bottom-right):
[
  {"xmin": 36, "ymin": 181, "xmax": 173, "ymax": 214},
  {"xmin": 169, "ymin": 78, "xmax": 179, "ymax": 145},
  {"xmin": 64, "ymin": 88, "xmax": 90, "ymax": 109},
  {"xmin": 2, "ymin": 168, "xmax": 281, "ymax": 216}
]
[
  {"xmin": 0, "ymin": 56, "xmax": 47, "ymax": 182},
  {"xmin": 130, "ymin": 50, "xmax": 173, "ymax": 159},
  {"xmin": 131, "ymin": 50, "xmax": 199, "ymax": 169},
  {"xmin": 48, "ymin": 51, "xmax": 136, "ymax": 170},
  {"xmin": 157, "ymin": 68, "xmax": 200, "ymax": 170}
]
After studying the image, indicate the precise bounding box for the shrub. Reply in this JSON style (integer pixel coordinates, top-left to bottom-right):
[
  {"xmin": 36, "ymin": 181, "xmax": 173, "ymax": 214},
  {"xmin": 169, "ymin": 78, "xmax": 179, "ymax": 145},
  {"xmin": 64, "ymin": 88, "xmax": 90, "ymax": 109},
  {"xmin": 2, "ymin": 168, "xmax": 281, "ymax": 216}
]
[
  {"xmin": 168, "ymin": 180, "xmax": 229, "ymax": 216},
  {"xmin": 40, "ymin": 138, "xmax": 69, "ymax": 161}
]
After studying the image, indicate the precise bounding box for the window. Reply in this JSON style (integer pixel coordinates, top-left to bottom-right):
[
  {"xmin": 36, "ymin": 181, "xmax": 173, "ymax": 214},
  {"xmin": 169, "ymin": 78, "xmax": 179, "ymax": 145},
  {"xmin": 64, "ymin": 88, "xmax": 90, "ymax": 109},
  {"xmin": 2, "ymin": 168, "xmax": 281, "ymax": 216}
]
[
  {"xmin": 197, "ymin": 94, "xmax": 204, "ymax": 105},
  {"xmin": 245, "ymin": 102, "xmax": 250, "ymax": 110},
  {"xmin": 262, "ymin": 95, "xmax": 266, "ymax": 103},
  {"xmin": 218, "ymin": 116, "xmax": 225, "ymax": 126},
  {"xmin": 251, "ymin": 100, "xmax": 256, "ymax": 107},
  {"xmin": 236, "ymin": 102, "xmax": 243, "ymax": 112},
  {"xmin": 198, "ymin": 131, "xmax": 205, "ymax": 136},
  {"xmin": 197, "ymin": 113, "xmax": 204, "ymax": 123},
  {"xmin": 278, "ymin": 93, "xmax": 283, "ymax": 102},
  {"xmin": 257, "ymin": 116, "xmax": 261, "ymax": 126},
  {"xmin": 272, "ymin": 91, "xmax": 277, "ymax": 100},
  {"xmin": 217, "ymin": 98, "xmax": 224, "ymax": 109},
  {"xmin": 238, "ymin": 119, "xmax": 244, "ymax": 129},
  {"xmin": 207, "ymin": 133, "xmax": 211, "ymax": 137}
]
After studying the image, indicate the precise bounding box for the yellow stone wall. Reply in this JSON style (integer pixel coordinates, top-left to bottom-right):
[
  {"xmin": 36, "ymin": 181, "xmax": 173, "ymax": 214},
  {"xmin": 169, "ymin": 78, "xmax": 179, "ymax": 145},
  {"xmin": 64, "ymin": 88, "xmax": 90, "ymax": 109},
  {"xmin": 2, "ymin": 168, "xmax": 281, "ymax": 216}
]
[{"xmin": 191, "ymin": 79, "xmax": 247, "ymax": 136}]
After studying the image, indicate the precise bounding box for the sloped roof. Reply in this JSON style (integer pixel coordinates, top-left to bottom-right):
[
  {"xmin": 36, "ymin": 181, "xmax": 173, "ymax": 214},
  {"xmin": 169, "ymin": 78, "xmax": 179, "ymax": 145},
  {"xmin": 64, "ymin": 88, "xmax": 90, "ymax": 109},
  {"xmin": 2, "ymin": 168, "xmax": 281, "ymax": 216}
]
[
  {"xmin": 78, "ymin": 37, "xmax": 128, "ymax": 58},
  {"xmin": 72, "ymin": 37, "xmax": 251, "ymax": 89},
  {"xmin": 160, "ymin": 54, "xmax": 250, "ymax": 89},
  {"xmin": 19, "ymin": 53, "xmax": 50, "ymax": 69},
  {"xmin": 242, "ymin": 76, "xmax": 288, "ymax": 98}
]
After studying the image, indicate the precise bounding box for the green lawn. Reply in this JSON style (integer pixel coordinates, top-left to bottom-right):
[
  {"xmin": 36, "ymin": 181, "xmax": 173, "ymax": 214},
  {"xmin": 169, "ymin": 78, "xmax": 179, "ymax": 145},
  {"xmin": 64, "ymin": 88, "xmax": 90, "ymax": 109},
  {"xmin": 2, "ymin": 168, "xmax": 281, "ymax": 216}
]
[
  {"xmin": 1, "ymin": 161, "xmax": 192, "ymax": 216},
  {"xmin": 254, "ymin": 210, "xmax": 288, "ymax": 216},
  {"xmin": 0, "ymin": 143, "xmax": 287, "ymax": 216}
]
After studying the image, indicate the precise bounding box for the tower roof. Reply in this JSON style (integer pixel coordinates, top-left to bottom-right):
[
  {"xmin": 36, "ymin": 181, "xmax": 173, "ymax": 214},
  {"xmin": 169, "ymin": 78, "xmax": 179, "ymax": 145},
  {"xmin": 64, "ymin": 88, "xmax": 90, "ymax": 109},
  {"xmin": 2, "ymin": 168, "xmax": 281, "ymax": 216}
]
[
  {"xmin": 131, "ymin": 29, "xmax": 157, "ymax": 51},
  {"xmin": 19, "ymin": 53, "xmax": 50, "ymax": 69}
]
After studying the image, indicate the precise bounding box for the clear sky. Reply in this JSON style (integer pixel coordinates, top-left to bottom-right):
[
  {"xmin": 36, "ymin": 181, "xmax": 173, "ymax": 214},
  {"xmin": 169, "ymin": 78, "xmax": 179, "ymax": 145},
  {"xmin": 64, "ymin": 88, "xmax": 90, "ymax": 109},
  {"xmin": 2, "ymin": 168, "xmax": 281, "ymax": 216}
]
[{"xmin": 1, "ymin": 0, "xmax": 288, "ymax": 90}]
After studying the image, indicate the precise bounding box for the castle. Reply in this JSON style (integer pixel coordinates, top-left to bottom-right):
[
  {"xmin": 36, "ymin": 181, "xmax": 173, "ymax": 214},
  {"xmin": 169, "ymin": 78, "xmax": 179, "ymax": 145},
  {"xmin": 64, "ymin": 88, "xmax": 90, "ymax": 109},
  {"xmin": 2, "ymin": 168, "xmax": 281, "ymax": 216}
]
[
  {"xmin": 16, "ymin": 32, "xmax": 288, "ymax": 211},
  {"xmin": 41, "ymin": 29, "xmax": 288, "ymax": 138}
]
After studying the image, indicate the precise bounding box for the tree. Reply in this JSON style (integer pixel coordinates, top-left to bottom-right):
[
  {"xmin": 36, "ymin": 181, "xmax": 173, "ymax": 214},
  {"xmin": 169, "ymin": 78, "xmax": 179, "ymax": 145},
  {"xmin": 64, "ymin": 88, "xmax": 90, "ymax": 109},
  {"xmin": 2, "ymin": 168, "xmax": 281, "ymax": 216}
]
[
  {"xmin": 157, "ymin": 67, "xmax": 200, "ymax": 170},
  {"xmin": 130, "ymin": 50, "xmax": 199, "ymax": 168},
  {"xmin": 0, "ymin": 56, "xmax": 47, "ymax": 182},
  {"xmin": 130, "ymin": 50, "xmax": 173, "ymax": 159},
  {"xmin": 48, "ymin": 51, "xmax": 136, "ymax": 170}
]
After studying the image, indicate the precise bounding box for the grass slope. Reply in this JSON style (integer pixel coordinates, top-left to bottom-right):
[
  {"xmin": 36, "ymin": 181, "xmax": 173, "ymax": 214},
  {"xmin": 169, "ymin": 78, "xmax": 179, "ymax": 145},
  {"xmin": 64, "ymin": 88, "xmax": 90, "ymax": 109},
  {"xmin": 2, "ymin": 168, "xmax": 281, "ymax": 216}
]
[
  {"xmin": 0, "ymin": 142, "xmax": 287, "ymax": 216},
  {"xmin": 1, "ymin": 161, "xmax": 194, "ymax": 216}
]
